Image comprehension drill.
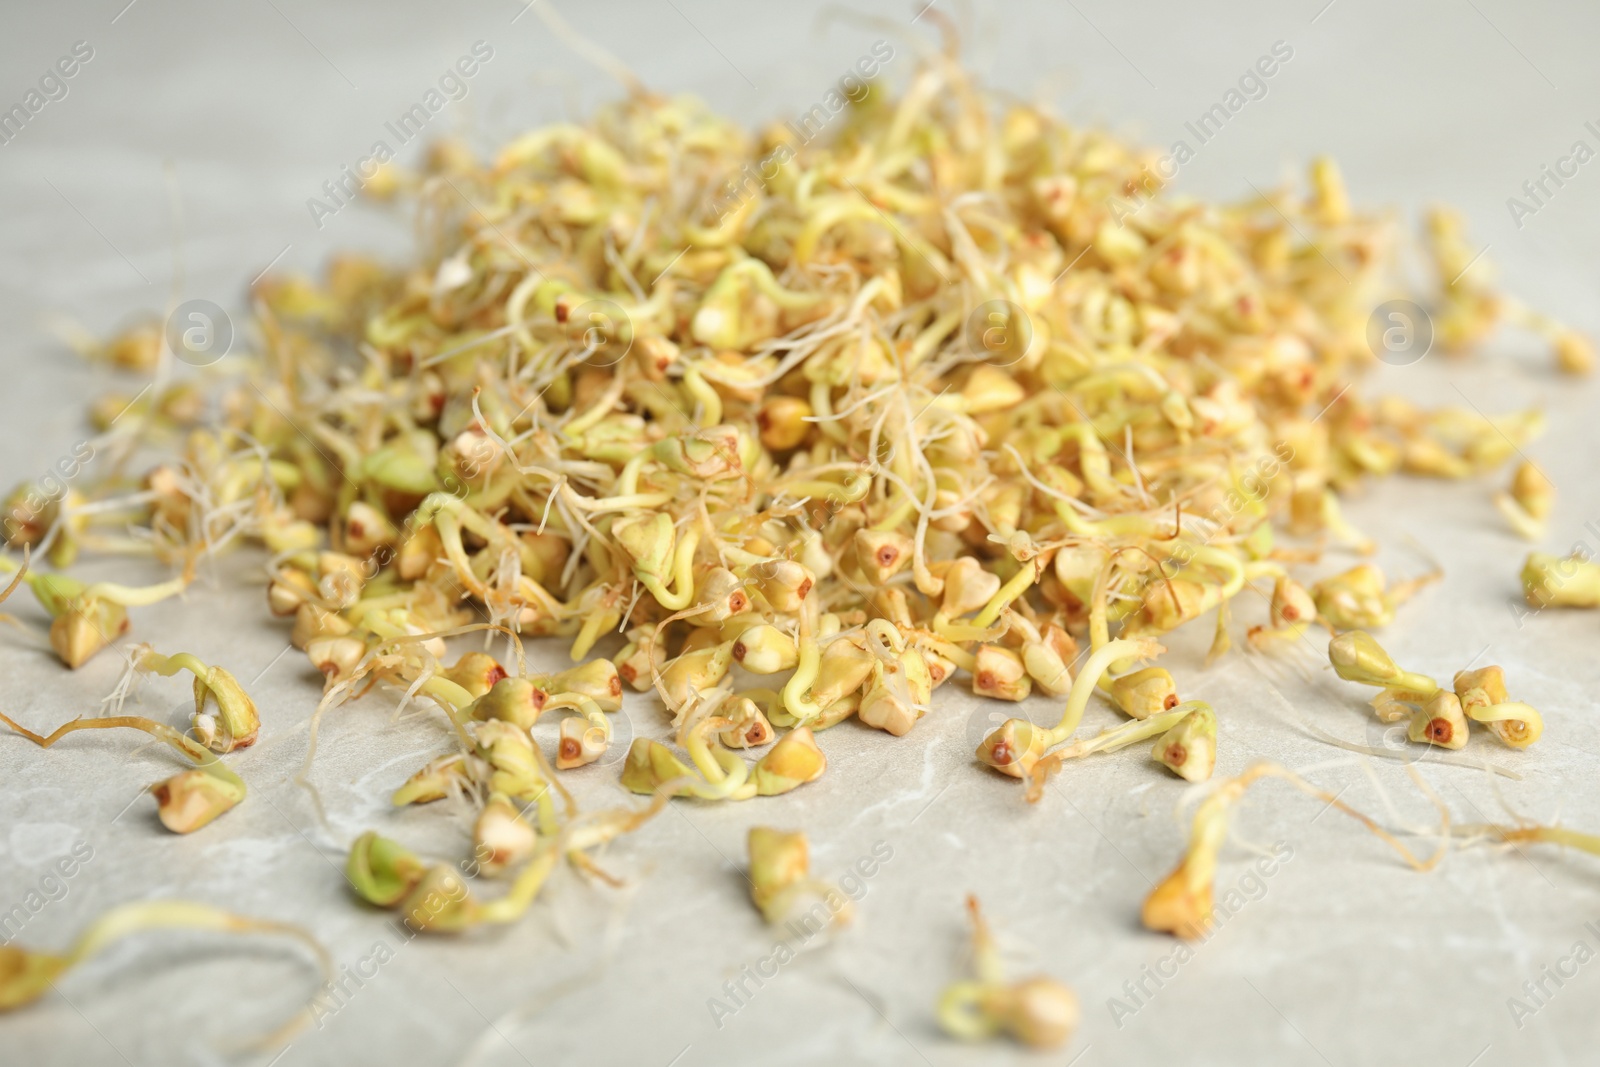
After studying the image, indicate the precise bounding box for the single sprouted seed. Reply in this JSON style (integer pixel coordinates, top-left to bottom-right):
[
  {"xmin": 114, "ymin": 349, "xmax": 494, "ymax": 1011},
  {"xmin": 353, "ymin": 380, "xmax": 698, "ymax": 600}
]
[
  {"xmin": 1142, "ymin": 762, "xmax": 1447, "ymax": 939},
  {"xmin": 937, "ymin": 895, "xmax": 1079, "ymax": 1050},
  {"xmin": 103, "ymin": 644, "xmax": 263, "ymax": 752},
  {"xmin": 0, "ymin": 557, "xmax": 188, "ymax": 669},
  {"xmin": 0, "ymin": 710, "xmax": 247, "ymax": 832},
  {"xmin": 1311, "ymin": 563, "xmax": 1440, "ymax": 631},
  {"xmin": 1494, "ymin": 461, "xmax": 1554, "ymax": 542},
  {"xmin": 0, "ymin": 898, "xmax": 330, "ymax": 1052},
  {"xmin": 1522, "ymin": 552, "xmax": 1600, "ymax": 609},
  {"xmin": 746, "ymin": 826, "xmax": 853, "ymax": 927}
]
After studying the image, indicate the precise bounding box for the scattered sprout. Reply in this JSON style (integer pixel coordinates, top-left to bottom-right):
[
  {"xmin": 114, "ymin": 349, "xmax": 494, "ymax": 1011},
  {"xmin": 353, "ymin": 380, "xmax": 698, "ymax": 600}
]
[
  {"xmin": 1143, "ymin": 763, "xmax": 1442, "ymax": 939},
  {"xmin": 937, "ymin": 896, "xmax": 1078, "ymax": 1050},
  {"xmin": 0, "ymin": 899, "xmax": 329, "ymax": 1052},
  {"xmin": 1312, "ymin": 563, "xmax": 1438, "ymax": 631},
  {"xmin": 1522, "ymin": 552, "xmax": 1600, "ymax": 609},
  {"xmin": 127, "ymin": 646, "xmax": 261, "ymax": 752},
  {"xmin": 746, "ymin": 826, "xmax": 851, "ymax": 927},
  {"xmin": 0, "ymin": 711, "xmax": 247, "ymax": 832},
  {"xmin": 1494, "ymin": 462, "xmax": 1554, "ymax": 541}
]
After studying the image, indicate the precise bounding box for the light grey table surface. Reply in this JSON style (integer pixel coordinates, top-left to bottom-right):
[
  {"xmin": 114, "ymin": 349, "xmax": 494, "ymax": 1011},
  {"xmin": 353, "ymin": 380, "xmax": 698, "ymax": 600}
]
[{"xmin": 3, "ymin": 2, "xmax": 1600, "ymax": 1065}]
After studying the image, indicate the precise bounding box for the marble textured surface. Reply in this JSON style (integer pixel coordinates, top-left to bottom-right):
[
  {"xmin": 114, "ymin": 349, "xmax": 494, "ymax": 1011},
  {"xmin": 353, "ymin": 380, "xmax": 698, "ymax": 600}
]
[{"xmin": 2, "ymin": 2, "xmax": 1599, "ymax": 1064}]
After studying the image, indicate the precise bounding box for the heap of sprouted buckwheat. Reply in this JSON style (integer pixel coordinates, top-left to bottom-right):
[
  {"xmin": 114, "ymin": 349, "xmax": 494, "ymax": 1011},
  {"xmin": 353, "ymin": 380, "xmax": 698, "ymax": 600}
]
[{"xmin": 3, "ymin": 19, "xmax": 1598, "ymax": 1050}]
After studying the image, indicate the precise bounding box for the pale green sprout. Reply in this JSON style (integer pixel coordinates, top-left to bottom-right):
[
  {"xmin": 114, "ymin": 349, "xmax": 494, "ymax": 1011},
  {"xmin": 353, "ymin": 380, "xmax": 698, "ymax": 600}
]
[
  {"xmin": 0, "ymin": 899, "xmax": 330, "ymax": 1050},
  {"xmin": 1025, "ymin": 701, "xmax": 1213, "ymax": 802},
  {"xmin": 937, "ymin": 896, "xmax": 1079, "ymax": 1050},
  {"xmin": 0, "ymin": 710, "xmax": 246, "ymax": 833},
  {"xmin": 1327, "ymin": 631, "xmax": 1439, "ymax": 693},
  {"xmin": 1466, "ymin": 701, "xmax": 1543, "ymax": 749},
  {"xmin": 1521, "ymin": 552, "xmax": 1600, "ymax": 609},
  {"xmin": 746, "ymin": 827, "xmax": 852, "ymax": 927},
  {"xmin": 0, "ymin": 557, "xmax": 188, "ymax": 669},
  {"xmin": 1143, "ymin": 763, "xmax": 1443, "ymax": 940},
  {"xmin": 976, "ymin": 637, "xmax": 1164, "ymax": 779},
  {"xmin": 123, "ymin": 645, "xmax": 261, "ymax": 752}
]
